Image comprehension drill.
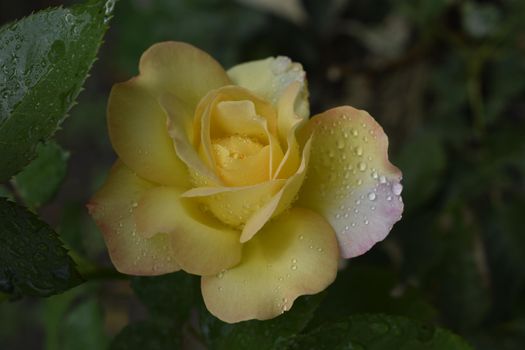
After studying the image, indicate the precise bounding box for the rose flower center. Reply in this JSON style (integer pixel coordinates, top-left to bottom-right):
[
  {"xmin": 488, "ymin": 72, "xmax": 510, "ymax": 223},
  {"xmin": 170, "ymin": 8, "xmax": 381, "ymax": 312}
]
[{"xmin": 202, "ymin": 97, "xmax": 283, "ymax": 187}]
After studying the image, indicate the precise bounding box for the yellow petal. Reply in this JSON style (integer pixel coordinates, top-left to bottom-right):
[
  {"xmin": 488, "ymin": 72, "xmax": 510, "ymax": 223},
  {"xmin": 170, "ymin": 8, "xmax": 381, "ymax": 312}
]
[
  {"xmin": 87, "ymin": 161, "xmax": 181, "ymax": 275},
  {"xmin": 227, "ymin": 56, "xmax": 309, "ymax": 120},
  {"xmin": 201, "ymin": 208, "xmax": 338, "ymax": 323},
  {"xmin": 160, "ymin": 94, "xmax": 220, "ymax": 186},
  {"xmin": 134, "ymin": 187, "xmax": 242, "ymax": 276},
  {"xmin": 139, "ymin": 41, "xmax": 231, "ymax": 110},
  {"xmin": 240, "ymin": 138, "xmax": 312, "ymax": 242},
  {"xmin": 193, "ymin": 86, "xmax": 283, "ymax": 186},
  {"xmin": 297, "ymin": 106, "xmax": 403, "ymax": 258},
  {"xmin": 107, "ymin": 79, "xmax": 190, "ymax": 187},
  {"xmin": 181, "ymin": 180, "xmax": 286, "ymax": 228}
]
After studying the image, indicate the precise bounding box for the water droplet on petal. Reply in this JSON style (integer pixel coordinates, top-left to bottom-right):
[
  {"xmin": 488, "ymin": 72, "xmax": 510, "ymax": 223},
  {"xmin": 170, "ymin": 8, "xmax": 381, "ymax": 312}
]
[
  {"xmin": 393, "ymin": 183, "xmax": 403, "ymax": 195},
  {"xmin": 368, "ymin": 192, "xmax": 376, "ymax": 201}
]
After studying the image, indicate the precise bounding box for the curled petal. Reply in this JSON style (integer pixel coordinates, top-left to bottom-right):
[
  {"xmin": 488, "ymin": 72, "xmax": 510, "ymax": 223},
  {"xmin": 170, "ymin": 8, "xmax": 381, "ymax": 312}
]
[
  {"xmin": 240, "ymin": 138, "xmax": 311, "ymax": 242},
  {"xmin": 297, "ymin": 106, "xmax": 403, "ymax": 258},
  {"xmin": 160, "ymin": 94, "xmax": 220, "ymax": 185},
  {"xmin": 227, "ymin": 56, "xmax": 309, "ymax": 122},
  {"xmin": 193, "ymin": 86, "xmax": 283, "ymax": 186},
  {"xmin": 108, "ymin": 79, "xmax": 190, "ymax": 187},
  {"xmin": 87, "ymin": 162, "xmax": 181, "ymax": 275},
  {"xmin": 139, "ymin": 41, "xmax": 231, "ymax": 110},
  {"xmin": 201, "ymin": 208, "xmax": 338, "ymax": 323},
  {"xmin": 181, "ymin": 180, "xmax": 286, "ymax": 228},
  {"xmin": 134, "ymin": 187, "xmax": 242, "ymax": 276}
]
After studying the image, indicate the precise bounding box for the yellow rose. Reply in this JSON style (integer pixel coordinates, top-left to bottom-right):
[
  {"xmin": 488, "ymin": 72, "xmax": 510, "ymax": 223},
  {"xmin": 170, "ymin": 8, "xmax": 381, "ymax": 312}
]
[{"xmin": 88, "ymin": 42, "xmax": 403, "ymax": 323}]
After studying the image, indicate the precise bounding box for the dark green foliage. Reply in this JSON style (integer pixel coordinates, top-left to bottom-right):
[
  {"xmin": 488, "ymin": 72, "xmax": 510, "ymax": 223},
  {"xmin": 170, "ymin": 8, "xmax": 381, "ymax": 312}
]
[
  {"xmin": 290, "ymin": 314, "xmax": 472, "ymax": 350},
  {"xmin": 0, "ymin": 198, "xmax": 82, "ymax": 297},
  {"xmin": 12, "ymin": 141, "xmax": 69, "ymax": 209},
  {"xmin": 0, "ymin": 0, "xmax": 112, "ymax": 181},
  {"xmin": 131, "ymin": 271, "xmax": 198, "ymax": 323},
  {"xmin": 199, "ymin": 294, "xmax": 325, "ymax": 350},
  {"xmin": 110, "ymin": 319, "xmax": 182, "ymax": 350},
  {"xmin": 1, "ymin": 0, "xmax": 525, "ymax": 348}
]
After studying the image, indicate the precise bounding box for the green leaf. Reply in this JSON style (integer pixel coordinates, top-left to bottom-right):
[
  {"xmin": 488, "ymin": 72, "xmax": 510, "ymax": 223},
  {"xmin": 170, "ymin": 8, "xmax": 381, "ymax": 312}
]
[
  {"xmin": 199, "ymin": 293, "xmax": 325, "ymax": 350},
  {"xmin": 290, "ymin": 314, "xmax": 473, "ymax": 350},
  {"xmin": 0, "ymin": 198, "xmax": 82, "ymax": 297},
  {"xmin": 310, "ymin": 265, "xmax": 437, "ymax": 328},
  {"xmin": 0, "ymin": 0, "xmax": 114, "ymax": 181},
  {"xmin": 131, "ymin": 271, "xmax": 198, "ymax": 323},
  {"xmin": 110, "ymin": 319, "xmax": 181, "ymax": 350},
  {"xmin": 12, "ymin": 141, "xmax": 69, "ymax": 209}
]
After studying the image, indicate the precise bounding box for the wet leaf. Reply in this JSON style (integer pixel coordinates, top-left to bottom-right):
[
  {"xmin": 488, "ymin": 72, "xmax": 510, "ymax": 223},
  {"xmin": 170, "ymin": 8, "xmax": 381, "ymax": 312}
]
[
  {"xmin": 0, "ymin": 0, "xmax": 113, "ymax": 181},
  {"xmin": 0, "ymin": 198, "xmax": 82, "ymax": 297}
]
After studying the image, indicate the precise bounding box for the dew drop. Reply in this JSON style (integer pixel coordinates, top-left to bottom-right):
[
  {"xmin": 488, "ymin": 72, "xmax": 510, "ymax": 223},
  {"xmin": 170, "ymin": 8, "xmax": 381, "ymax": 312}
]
[
  {"xmin": 379, "ymin": 175, "xmax": 387, "ymax": 184},
  {"xmin": 336, "ymin": 139, "xmax": 345, "ymax": 149},
  {"xmin": 354, "ymin": 146, "xmax": 363, "ymax": 156},
  {"xmin": 368, "ymin": 192, "xmax": 376, "ymax": 201},
  {"xmin": 358, "ymin": 162, "xmax": 367, "ymax": 171},
  {"xmin": 392, "ymin": 183, "xmax": 403, "ymax": 195}
]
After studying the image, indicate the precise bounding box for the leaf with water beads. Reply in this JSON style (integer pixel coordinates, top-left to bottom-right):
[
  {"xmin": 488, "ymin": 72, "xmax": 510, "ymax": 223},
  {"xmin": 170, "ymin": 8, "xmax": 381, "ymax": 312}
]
[
  {"xmin": 0, "ymin": 198, "xmax": 82, "ymax": 298},
  {"xmin": 0, "ymin": 0, "xmax": 113, "ymax": 181}
]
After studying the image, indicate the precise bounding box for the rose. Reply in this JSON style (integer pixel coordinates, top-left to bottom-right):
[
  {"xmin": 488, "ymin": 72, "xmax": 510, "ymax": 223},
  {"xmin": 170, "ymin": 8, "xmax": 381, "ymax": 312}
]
[{"xmin": 88, "ymin": 42, "xmax": 403, "ymax": 323}]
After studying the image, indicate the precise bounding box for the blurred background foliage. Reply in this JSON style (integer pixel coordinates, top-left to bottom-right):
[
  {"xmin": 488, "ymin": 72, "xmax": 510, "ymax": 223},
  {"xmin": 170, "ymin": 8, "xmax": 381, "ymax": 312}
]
[{"xmin": 1, "ymin": 0, "xmax": 525, "ymax": 349}]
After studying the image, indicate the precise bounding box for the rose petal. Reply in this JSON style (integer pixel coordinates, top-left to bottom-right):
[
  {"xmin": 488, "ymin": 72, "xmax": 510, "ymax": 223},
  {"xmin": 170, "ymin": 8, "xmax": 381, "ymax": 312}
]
[
  {"xmin": 134, "ymin": 186, "xmax": 242, "ymax": 276},
  {"xmin": 201, "ymin": 208, "xmax": 338, "ymax": 323},
  {"xmin": 139, "ymin": 41, "xmax": 231, "ymax": 110},
  {"xmin": 269, "ymin": 82, "xmax": 306, "ymax": 181},
  {"xmin": 227, "ymin": 56, "xmax": 309, "ymax": 121},
  {"xmin": 193, "ymin": 86, "xmax": 283, "ymax": 186},
  {"xmin": 240, "ymin": 138, "xmax": 312, "ymax": 242},
  {"xmin": 181, "ymin": 179, "xmax": 286, "ymax": 228},
  {"xmin": 87, "ymin": 162, "xmax": 181, "ymax": 275},
  {"xmin": 107, "ymin": 79, "xmax": 190, "ymax": 186},
  {"xmin": 160, "ymin": 94, "xmax": 220, "ymax": 186},
  {"xmin": 297, "ymin": 106, "xmax": 403, "ymax": 258}
]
